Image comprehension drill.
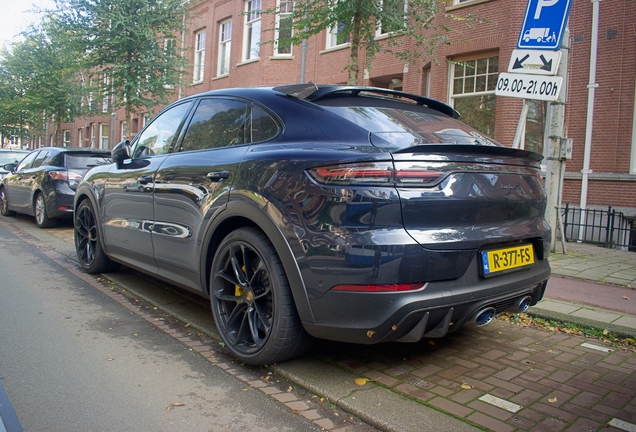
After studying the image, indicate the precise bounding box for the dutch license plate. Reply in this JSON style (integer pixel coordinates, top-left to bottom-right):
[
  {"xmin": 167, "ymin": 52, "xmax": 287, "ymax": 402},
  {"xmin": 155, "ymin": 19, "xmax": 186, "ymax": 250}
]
[{"xmin": 481, "ymin": 244, "xmax": 534, "ymax": 277}]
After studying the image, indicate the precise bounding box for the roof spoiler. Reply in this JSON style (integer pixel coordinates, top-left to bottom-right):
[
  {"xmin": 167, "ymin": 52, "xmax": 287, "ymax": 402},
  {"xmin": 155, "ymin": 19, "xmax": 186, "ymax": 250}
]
[{"xmin": 272, "ymin": 83, "xmax": 460, "ymax": 119}]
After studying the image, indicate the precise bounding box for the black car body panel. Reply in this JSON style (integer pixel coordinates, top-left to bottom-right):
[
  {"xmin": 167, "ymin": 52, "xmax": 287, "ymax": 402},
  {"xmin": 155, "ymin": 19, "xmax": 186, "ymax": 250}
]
[{"xmin": 74, "ymin": 85, "xmax": 551, "ymax": 363}]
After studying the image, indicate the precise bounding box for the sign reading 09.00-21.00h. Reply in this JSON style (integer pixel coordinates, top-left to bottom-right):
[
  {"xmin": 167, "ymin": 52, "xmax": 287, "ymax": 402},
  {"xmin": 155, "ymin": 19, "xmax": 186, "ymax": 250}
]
[{"xmin": 495, "ymin": 0, "xmax": 572, "ymax": 102}]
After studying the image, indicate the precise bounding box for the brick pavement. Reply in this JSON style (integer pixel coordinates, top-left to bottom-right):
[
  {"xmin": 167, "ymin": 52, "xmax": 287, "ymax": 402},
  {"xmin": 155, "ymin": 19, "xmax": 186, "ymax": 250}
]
[{"xmin": 320, "ymin": 319, "xmax": 636, "ymax": 432}]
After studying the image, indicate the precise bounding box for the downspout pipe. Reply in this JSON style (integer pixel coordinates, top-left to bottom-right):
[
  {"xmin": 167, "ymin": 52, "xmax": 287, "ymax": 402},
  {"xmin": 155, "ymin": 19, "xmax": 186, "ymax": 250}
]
[{"xmin": 579, "ymin": 0, "xmax": 600, "ymax": 213}]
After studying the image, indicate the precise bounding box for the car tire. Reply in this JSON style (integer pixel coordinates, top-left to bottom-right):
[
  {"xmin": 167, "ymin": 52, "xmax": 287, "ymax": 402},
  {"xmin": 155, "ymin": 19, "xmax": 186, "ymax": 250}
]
[
  {"xmin": 0, "ymin": 187, "xmax": 16, "ymax": 217},
  {"xmin": 210, "ymin": 227, "xmax": 311, "ymax": 365},
  {"xmin": 35, "ymin": 193, "xmax": 56, "ymax": 228},
  {"xmin": 74, "ymin": 199, "xmax": 120, "ymax": 274}
]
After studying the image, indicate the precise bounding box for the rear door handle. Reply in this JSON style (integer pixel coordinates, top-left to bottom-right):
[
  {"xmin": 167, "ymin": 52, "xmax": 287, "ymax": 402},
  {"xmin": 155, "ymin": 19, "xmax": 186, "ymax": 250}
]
[
  {"xmin": 207, "ymin": 171, "xmax": 230, "ymax": 182},
  {"xmin": 137, "ymin": 175, "xmax": 153, "ymax": 184}
]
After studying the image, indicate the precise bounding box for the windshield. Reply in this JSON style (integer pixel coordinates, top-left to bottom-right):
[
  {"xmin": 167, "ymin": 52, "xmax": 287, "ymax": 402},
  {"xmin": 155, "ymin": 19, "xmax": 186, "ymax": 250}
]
[
  {"xmin": 324, "ymin": 106, "xmax": 502, "ymax": 149},
  {"xmin": 0, "ymin": 151, "xmax": 28, "ymax": 165}
]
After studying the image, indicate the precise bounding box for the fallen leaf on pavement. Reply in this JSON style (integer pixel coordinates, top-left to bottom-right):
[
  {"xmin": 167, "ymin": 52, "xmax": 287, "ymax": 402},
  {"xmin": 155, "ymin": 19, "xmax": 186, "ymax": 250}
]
[
  {"xmin": 171, "ymin": 402, "xmax": 185, "ymax": 407},
  {"xmin": 548, "ymin": 397, "xmax": 557, "ymax": 403},
  {"xmin": 623, "ymin": 295, "xmax": 629, "ymax": 300},
  {"xmin": 354, "ymin": 378, "xmax": 368, "ymax": 386},
  {"xmin": 461, "ymin": 383, "xmax": 473, "ymax": 390}
]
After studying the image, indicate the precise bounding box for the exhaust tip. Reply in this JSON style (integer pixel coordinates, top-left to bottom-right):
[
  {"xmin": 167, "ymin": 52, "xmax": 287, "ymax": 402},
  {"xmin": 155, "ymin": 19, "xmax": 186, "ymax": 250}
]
[
  {"xmin": 473, "ymin": 307, "xmax": 496, "ymax": 327},
  {"xmin": 517, "ymin": 296, "xmax": 532, "ymax": 313}
]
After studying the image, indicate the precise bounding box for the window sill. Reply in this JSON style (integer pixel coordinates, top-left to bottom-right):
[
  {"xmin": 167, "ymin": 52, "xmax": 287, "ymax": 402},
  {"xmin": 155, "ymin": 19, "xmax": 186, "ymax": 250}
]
[
  {"xmin": 320, "ymin": 43, "xmax": 350, "ymax": 54},
  {"xmin": 237, "ymin": 58, "xmax": 260, "ymax": 67},
  {"xmin": 269, "ymin": 55, "xmax": 294, "ymax": 60},
  {"xmin": 212, "ymin": 74, "xmax": 229, "ymax": 81},
  {"xmin": 191, "ymin": 80, "xmax": 204, "ymax": 86},
  {"xmin": 447, "ymin": 0, "xmax": 495, "ymax": 11}
]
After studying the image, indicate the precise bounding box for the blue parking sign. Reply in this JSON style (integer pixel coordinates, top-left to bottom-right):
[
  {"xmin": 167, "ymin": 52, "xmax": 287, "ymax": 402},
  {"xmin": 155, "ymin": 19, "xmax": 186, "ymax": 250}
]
[{"xmin": 517, "ymin": 0, "xmax": 573, "ymax": 50}]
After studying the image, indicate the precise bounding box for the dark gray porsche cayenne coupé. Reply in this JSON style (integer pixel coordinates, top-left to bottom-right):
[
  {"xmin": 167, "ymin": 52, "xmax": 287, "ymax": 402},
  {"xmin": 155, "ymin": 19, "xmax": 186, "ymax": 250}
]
[{"xmin": 73, "ymin": 84, "xmax": 551, "ymax": 364}]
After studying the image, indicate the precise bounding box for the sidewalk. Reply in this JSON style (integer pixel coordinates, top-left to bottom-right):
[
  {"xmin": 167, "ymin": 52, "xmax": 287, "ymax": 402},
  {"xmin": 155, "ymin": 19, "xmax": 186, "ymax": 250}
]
[{"xmin": 531, "ymin": 242, "xmax": 636, "ymax": 338}]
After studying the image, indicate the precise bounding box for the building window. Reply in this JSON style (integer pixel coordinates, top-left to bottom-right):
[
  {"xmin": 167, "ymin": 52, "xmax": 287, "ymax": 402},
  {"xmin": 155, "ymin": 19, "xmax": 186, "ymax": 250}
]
[
  {"xmin": 90, "ymin": 124, "xmax": 96, "ymax": 148},
  {"xmin": 193, "ymin": 30, "xmax": 206, "ymax": 83},
  {"xmin": 100, "ymin": 123, "xmax": 109, "ymax": 149},
  {"xmin": 121, "ymin": 121, "xmax": 128, "ymax": 141},
  {"xmin": 243, "ymin": 0, "xmax": 262, "ymax": 61},
  {"xmin": 63, "ymin": 130, "xmax": 71, "ymax": 147},
  {"xmin": 376, "ymin": 0, "xmax": 406, "ymax": 37},
  {"xmin": 218, "ymin": 21, "xmax": 232, "ymax": 76},
  {"xmin": 631, "ymin": 74, "xmax": 636, "ymax": 174},
  {"xmin": 422, "ymin": 65, "xmax": 431, "ymax": 97},
  {"xmin": 327, "ymin": 20, "xmax": 350, "ymax": 48},
  {"xmin": 102, "ymin": 75, "xmax": 109, "ymax": 113},
  {"xmin": 524, "ymin": 100, "xmax": 547, "ymax": 155},
  {"xmin": 78, "ymin": 128, "xmax": 83, "ymax": 147},
  {"xmin": 275, "ymin": 0, "xmax": 293, "ymax": 56},
  {"xmin": 449, "ymin": 55, "xmax": 499, "ymax": 137}
]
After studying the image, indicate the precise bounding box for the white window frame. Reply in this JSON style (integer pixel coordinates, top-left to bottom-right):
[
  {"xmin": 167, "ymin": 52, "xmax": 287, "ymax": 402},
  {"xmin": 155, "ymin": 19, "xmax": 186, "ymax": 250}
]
[
  {"xmin": 121, "ymin": 121, "xmax": 128, "ymax": 140},
  {"xmin": 78, "ymin": 128, "xmax": 83, "ymax": 147},
  {"xmin": 218, "ymin": 20, "xmax": 232, "ymax": 76},
  {"xmin": 193, "ymin": 30, "xmax": 206, "ymax": 83},
  {"xmin": 102, "ymin": 75, "xmax": 109, "ymax": 113},
  {"xmin": 631, "ymin": 74, "xmax": 636, "ymax": 174},
  {"xmin": 100, "ymin": 123, "xmax": 109, "ymax": 150},
  {"xmin": 274, "ymin": 0, "xmax": 293, "ymax": 56},
  {"xmin": 90, "ymin": 124, "xmax": 96, "ymax": 148},
  {"xmin": 448, "ymin": 55, "xmax": 499, "ymax": 137},
  {"xmin": 243, "ymin": 0, "xmax": 262, "ymax": 61},
  {"xmin": 375, "ymin": 0, "xmax": 407, "ymax": 38},
  {"xmin": 63, "ymin": 130, "xmax": 71, "ymax": 147},
  {"xmin": 326, "ymin": 20, "xmax": 350, "ymax": 49}
]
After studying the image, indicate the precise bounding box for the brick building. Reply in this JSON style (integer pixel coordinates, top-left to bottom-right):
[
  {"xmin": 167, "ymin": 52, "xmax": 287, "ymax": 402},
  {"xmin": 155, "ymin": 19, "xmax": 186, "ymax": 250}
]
[{"xmin": 40, "ymin": 0, "xmax": 636, "ymax": 218}]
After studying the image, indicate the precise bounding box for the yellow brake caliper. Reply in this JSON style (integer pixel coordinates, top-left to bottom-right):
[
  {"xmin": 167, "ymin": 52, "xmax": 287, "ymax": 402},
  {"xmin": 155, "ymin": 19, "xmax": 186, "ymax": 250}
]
[{"xmin": 235, "ymin": 265, "xmax": 246, "ymax": 301}]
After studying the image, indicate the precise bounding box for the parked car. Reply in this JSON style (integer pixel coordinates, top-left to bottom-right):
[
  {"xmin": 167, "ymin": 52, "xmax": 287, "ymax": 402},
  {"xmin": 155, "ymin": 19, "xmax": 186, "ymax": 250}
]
[
  {"xmin": 73, "ymin": 85, "xmax": 551, "ymax": 365},
  {"xmin": 0, "ymin": 147, "xmax": 111, "ymax": 228},
  {"xmin": 0, "ymin": 148, "xmax": 30, "ymax": 180}
]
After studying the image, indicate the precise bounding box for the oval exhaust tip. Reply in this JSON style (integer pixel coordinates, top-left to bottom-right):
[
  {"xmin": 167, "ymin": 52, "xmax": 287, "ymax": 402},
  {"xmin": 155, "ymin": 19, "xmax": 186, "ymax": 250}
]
[
  {"xmin": 517, "ymin": 296, "xmax": 532, "ymax": 313},
  {"xmin": 473, "ymin": 307, "xmax": 496, "ymax": 327}
]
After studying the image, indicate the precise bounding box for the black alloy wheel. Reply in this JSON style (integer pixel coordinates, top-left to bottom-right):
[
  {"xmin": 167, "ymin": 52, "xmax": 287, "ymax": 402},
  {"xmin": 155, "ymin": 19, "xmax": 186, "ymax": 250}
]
[
  {"xmin": 210, "ymin": 228, "xmax": 310, "ymax": 365},
  {"xmin": 0, "ymin": 187, "xmax": 15, "ymax": 216},
  {"xmin": 35, "ymin": 193, "xmax": 56, "ymax": 228},
  {"xmin": 74, "ymin": 200, "xmax": 119, "ymax": 273}
]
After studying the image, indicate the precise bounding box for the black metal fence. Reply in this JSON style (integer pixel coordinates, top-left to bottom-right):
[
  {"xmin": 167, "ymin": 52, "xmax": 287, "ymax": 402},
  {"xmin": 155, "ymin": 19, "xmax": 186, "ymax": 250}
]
[{"xmin": 560, "ymin": 204, "xmax": 636, "ymax": 251}]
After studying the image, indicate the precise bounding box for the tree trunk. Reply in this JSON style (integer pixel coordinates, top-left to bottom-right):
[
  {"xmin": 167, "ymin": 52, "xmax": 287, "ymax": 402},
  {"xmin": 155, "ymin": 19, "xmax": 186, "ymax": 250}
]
[{"xmin": 347, "ymin": 4, "xmax": 363, "ymax": 85}]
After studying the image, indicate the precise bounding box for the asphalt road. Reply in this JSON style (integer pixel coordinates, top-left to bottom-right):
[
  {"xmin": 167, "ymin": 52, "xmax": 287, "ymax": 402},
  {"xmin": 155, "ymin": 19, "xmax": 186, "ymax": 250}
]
[{"xmin": 0, "ymin": 221, "xmax": 322, "ymax": 432}]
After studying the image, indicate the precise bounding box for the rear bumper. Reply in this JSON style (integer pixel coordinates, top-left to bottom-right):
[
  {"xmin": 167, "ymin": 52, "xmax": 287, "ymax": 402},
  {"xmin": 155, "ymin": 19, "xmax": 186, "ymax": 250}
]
[
  {"xmin": 302, "ymin": 256, "xmax": 550, "ymax": 344},
  {"xmin": 47, "ymin": 188, "xmax": 75, "ymax": 219}
]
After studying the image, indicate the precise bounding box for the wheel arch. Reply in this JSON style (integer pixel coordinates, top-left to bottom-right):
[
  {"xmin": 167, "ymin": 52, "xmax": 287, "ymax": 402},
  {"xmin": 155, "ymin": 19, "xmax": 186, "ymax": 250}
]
[
  {"xmin": 73, "ymin": 186, "xmax": 106, "ymax": 246},
  {"xmin": 200, "ymin": 199, "xmax": 315, "ymax": 324}
]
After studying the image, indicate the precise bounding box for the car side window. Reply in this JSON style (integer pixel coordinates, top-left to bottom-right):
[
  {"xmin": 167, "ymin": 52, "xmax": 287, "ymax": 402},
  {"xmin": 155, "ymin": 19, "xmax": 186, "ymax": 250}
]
[
  {"xmin": 31, "ymin": 151, "xmax": 50, "ymax": 168},
  {"xmin": 179, "ymin": 99, "xmax": 248, "ymax": 152},
  {"xmin": 251, "ymin": 106, "xmax": 279, "ymax": 143},
  {"xmin": 132, "ymin": 102, "xmax": 193, "ymax": 158},
  {"xmin": 16, "ymin": 151, "xmax": 40, "ymax": 171}
]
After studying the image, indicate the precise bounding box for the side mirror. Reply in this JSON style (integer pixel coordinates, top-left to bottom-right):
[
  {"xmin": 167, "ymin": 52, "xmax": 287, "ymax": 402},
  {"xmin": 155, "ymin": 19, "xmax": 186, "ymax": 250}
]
[
  {"xmin": 111, "ymin": 140, "xmax": 131, "ymax": 169},
  {"xmin": 3, "ymin": 163, "xmax": 18, "ymax": 172}
]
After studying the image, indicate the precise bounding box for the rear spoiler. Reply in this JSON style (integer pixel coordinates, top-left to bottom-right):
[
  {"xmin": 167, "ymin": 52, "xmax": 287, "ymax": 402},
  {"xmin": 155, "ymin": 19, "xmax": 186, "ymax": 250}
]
[{"xmin": 273, "ymin": 83, "xmax": 460, "ymax": 119}]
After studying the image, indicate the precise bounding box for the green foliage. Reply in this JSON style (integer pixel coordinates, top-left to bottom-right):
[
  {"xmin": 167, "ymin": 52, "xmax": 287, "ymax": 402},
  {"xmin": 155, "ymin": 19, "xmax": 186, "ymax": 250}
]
[
  {"xmin": 263, "ymin": 0, "xmax": 483, "ymax": 84},
  {"xmin": 0, "ymin": 19, "xmax": 84, "ymax": 145},
  {"xmin": 51, "ymin": 0, "xmax": 188, "ymax": 118}
]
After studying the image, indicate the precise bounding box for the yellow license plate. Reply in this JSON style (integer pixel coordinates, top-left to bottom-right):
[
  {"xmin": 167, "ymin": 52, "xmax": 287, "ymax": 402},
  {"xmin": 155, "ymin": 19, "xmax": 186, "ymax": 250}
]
[{"xmin": 481, "ymin": 244, "xmax": 534, "ymax": 277}]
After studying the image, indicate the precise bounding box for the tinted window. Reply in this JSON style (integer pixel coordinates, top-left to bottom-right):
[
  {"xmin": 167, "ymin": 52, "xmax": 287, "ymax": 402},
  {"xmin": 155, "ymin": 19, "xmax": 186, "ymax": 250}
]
[
  {"xmin": 180, "ymin": 99, "xmax": 248, "ymax": 152},
  {"xmin": 31, "ymin": 151, "xmax": 50, "ymax": 168},
  {"xmin": 133, "ymin": 102, "xmax": 193, "ymax": 157},
  {"xmin": 251, "ymin": 106, "xmax": 279, "ymax": 143},
  {"xmin": 16, "ymin": 151, "xmax": 40, "ymax": 171},
  {"xmin": 66, "ymin": 154, "xmax": 111, "ymax": 171},
  {"xmin": 324, "ymin": 105, "xmax": 502, "ymax": 149}
]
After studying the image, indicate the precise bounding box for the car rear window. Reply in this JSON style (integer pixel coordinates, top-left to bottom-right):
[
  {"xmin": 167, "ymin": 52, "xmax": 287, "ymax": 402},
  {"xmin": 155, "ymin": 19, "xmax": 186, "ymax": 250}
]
[
  {"xmin": 0, "ymin": 152, "xmax": 28, "ymax": 165},
  {"xmin": 65, "ymin": 154, "xmax": 111, "ymax": 170},
  {"xmin": 322, "ymin": 105, "xmax": 502, "ymax": 149}
]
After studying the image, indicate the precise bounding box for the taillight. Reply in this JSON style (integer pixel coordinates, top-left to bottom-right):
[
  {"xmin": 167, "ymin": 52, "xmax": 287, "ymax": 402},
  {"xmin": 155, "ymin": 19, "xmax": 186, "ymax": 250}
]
[
  {"xmin": 309, "ymin": 163, "xmax": 394, "ymax": 186},
  {"xmin": 307, "ymin": 162, "xmax": 448, "ymax": 187},
  {"xmin": 331, "ymin": 283, "xmax": 424, "ymax": 292},
  {"xmin": 47, "ymin": 170, "xmax": 82, "ymax": 184}
]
